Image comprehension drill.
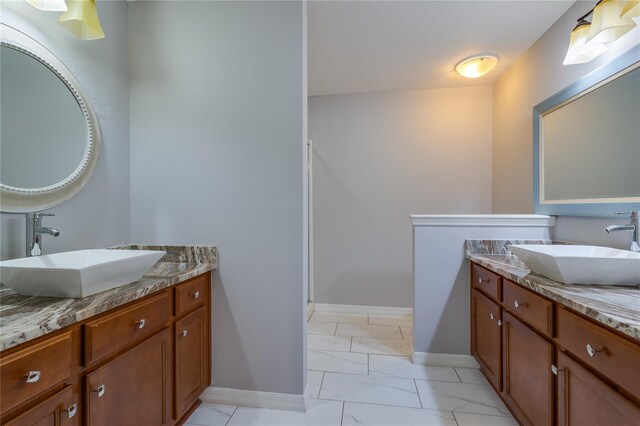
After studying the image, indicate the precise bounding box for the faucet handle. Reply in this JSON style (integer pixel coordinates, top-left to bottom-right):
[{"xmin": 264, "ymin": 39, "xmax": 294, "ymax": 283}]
[{"xmin": 35, "ymin": 212, "xmax": 55, "ymax": 219}]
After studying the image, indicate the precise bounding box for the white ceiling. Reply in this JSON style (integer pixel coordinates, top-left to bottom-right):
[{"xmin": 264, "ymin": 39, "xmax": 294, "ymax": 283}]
[{"xmin": 308, "ymin": 1, "xmax": 575, "ymax": 96}]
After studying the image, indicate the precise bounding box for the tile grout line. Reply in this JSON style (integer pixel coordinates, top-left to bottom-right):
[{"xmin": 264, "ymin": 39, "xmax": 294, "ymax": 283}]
[
  {"xmin": 453, "ymin": 367, "xmax": 462, "ymax": 383},
  {"xmin": 340, "ymin": 401, "xmax": 345, "ymax": 426},
  {"xmin": 318, "ymin": 371, "xmax": 326, "ymax": 398},
  {"xmin": 413, "ymin": 379, "xmax": 424, "ymax": 409},
  {"xmin": 224, "ymin": 406, "xmax": 239, "ymax": 426}
]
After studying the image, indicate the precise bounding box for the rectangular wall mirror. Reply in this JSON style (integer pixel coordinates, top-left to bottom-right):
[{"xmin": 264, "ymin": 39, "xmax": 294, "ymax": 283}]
[{"xmin": 533, "ymin": 45, "xmax": 640, "ymax": 217}]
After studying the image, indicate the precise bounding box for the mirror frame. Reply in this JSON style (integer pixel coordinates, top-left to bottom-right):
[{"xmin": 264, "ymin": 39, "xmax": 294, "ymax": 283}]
[
  {"xmin": 0, "ymin": 24, "xmax": 100, "ymax": 213},
  {"xmin": 533, "ymin": 44, "xmax": 640, "ymax": 217}
]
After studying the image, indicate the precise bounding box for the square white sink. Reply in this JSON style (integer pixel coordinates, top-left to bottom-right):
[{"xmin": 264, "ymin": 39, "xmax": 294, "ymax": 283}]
[
  {"xmin": 0, "ymin": 249, "xmax": 166, "ymax": 298},
  {"xmin": 508, "ymin": 245, "xmax": 640, "ymax": 286}
]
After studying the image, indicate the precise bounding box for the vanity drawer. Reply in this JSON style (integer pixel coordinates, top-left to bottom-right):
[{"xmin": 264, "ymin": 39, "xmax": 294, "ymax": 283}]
[
  {"xmin": 175, "ymin": 274, "xmax": 208, "ymax": 317},
  {"xmin": 0, "ymin": 332, "xmax": 72, "ymax": 413},
  {"xmin": 84, "ymin": 292, "xmax": 170, "ymax": 365},
  {"xmin": 557, "ymin": 308, "xmax": 640, "ymax": 400},
  {"xmin": 471, "ymin": 263, "xmax": 501, "ymax": 301},
  {"xmin": 503, "ymin": 280, "xmax": 553, "ymax": 337}
]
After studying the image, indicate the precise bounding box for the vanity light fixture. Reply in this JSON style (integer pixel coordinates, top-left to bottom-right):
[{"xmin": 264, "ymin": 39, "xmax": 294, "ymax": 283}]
[
  {"xmin": 25, "ymin": 0, "xmax": 68, "ymax": 12},
  {"xmin": 588, "ymin": 0, "xmax": 636, "ymax": 43},
  {"xmin": 57, "ymin": 0, "xmax": 105, "ymax": 40},
  {"xmin": 621, "ymin": 0, "xmax": 640, "ymax": 19},
  {"xmin": 563, "ymin": 19, "xmax": 608, "ymax": 65},
  {"xmin": 564, "ymin": 0, "xmax": 637, "ymax": 65},
  {"xmin": 454, "ymin": 54, "xmax": 499, "ymax": 78}
]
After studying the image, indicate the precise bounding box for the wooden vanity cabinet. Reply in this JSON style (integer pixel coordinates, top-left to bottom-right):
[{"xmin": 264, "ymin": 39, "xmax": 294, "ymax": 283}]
[
  {"xmin": 85, "ymin": 328, "xmax": 172, "ymax": 426},
  {"xmin": 556, "ymin": 351, "xmax": 640, "ymax": 426},
  {"xmin": 471, "ymin": 289, "xmax": 502, "ymax": 390},
  {"xmin": 174, "ymin": 306, "xmax": 209, "ymax": 420},
  {"xmin": 469, "ymin": 262, "xmax": 640, "ymax": 426},
  {"xmin": 0, "ymin": 271, "xmax": 212, "ymax": 426},
  {"xmin": 502, "ymin": 312, "xmax": 554, "ymax": 426}
]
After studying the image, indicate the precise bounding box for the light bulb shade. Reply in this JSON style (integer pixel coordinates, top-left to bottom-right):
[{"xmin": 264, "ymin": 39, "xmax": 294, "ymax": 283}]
[
  {"xmin": 621, "ymin": 0, "xmax": 640, "ymax": 18},
  {"xmin": 57, "ymin": 0, "xmax": 105, "ymax": 40},
  {"xmin": 564, "ymin": 22, "xmax": 608, "ymax": 65},
  {"xmin": 455, "ymin": 54, "xmax": 499, "ymax": 78},
  {"xmin": 587, "ymin": 0, "xmax": 636, "ymax": 43},
  {"xmin": 25, "ymin": 0, "xmax": 68, "ymax": 11}
]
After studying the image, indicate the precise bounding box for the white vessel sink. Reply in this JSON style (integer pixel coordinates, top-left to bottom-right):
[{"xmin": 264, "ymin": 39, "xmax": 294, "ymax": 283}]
[
  {"xmin": 0, "ymin": 249, "xmax": 166, "ymax": 298},
  {"xmin": 508, "ymin": 245, "xmax": 640, "ymax": 286}
]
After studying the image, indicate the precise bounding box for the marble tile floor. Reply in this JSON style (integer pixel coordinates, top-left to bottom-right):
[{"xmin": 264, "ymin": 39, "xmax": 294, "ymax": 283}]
[{"xmin": 186, "ymin": 311, "xmax": 517, "ymax": 426}]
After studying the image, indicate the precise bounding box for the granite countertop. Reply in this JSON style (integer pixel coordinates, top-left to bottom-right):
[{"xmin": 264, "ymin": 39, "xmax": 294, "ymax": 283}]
[
  {"xmin": 466, "ymin": 240, "xmax": 640, "ymax": 341},
  {"xmin": 0, "ymin": 245, "xmax": 217, "ymax": 352}
]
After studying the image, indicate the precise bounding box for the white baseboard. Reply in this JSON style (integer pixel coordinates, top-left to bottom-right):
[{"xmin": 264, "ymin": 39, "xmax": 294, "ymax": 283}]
[
  {"xmin": 201, "ymin": 386, "xmax": 306, "ymax": 412},
  {"xmin": 313, "ymin": 303, "xmax": 412, "ymax": 316},
  {"xmin": 412, "ymin": 352, "xmax": 480, "ymax": 369},
  {"xmin": 306, "ymin": 302, "xmax": 314, "ymax": 322}
]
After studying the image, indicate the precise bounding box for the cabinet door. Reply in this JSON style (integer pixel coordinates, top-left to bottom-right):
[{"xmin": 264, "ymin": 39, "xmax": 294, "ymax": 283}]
[
  {"xmin": 4, "ymin": 386, "xmax": 78, "ymax": 426},
  {"xmin": 557, "ymin": 351, "xmax": 640, "ymax": 426},
  {"xmin": 502, "ymin": 312, "xmax": 553, "ymax": 426},
  {"xmin": 175, "ymin": 306, "xmax": 208, "ymax": 420},
  {"xmin": 85, "ymin": 328, "xmax": 171, "ymax": 426},
  {"xmin": 471, "ymin": 289, "xmax": 501, "ymax": 390}
]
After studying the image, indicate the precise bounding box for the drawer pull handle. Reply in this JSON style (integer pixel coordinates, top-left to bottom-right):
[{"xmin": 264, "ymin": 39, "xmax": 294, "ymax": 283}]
[
  {"xmin": 551, "ymin": 365, "xmax": 564, "ymax": 376},
  {"xmin": 193, "ymin": 290, "xmax": 200, "ymax": 299},
  {"xmin": 478, "ymin": 278, "xmax": 488, "ymax": 285},
  {"xmin": 136, "ymin": 319, "xmax": 146, "ymax": 329},
  {"xmin": 489, "ymin": 313, "xmax": 495, "ymax": 320},
  {"xmin": 497, "ymin": 320, "xmax": 503, "ymax": 327},
  {"xmin": 93, "ymin": 384, "xmax": 106, "ymax": 397},
  {"xmin": 514, "ymin": 300, "xmax": 528, "ymax": 309},
  {"xmin": 24, "ymin": 370, "xmax": 41, "ymax": 383},
  {"xmin": 586, "ymin": 344, "xmax": 601, "ymax": 357},
  {"xmin": 181, "ymin": 329, "xmax": 188, "ymax": 337},
  {"xmin": 64, "ymin": 403, "xmax": 78, "ymax": 419}
]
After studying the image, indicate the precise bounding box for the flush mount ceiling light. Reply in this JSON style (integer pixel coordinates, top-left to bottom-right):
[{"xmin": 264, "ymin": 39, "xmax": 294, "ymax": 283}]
[
  {"xmin": 564, "ymin": 1, "xmax": 637, "ymax": 65},
  {"xmin": 588, "ymin": 0, "xmax": 637, "ymax": 43},
  {"xmin": 455, "ymin": 54, "xmax": 499, "ymax": 79},
  {"xmin": 58, "ymin": 0, "xmax": 105, "ymax": 40},
  {"xmin": 25, "ymin": 0, "xmax": 68, "ymax": 11}
]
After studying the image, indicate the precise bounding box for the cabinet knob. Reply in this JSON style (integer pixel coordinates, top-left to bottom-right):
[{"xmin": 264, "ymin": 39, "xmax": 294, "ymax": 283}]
[
  {"xmin": 64, "ymin": 403, "xmax": 78, "ymax": 419},
  {"xmin": 24, "ymin": 370, "xmax": 41, "ymax": 383},
  {"xmin": 181, "ymin": 329, "xmax": 188, "ymax": 337},
  {"xmin": 551, "ymin": 365, "xmax": 564, "ymax": 376},
  {"xmin": 497, "ymin": 320, "xmax": 503, "ymax": 327},
  {"xmin": 192, "ymin": 291, "xmax": 200, "ymax": 299},
  {"xmin": 586, "ymin": 344, "xmax": 601, "ymax": 357},
  {"xmin": 136, "ymin": 319, "xmax": 146, "ymax": 329},
  {"xmin": 489, "ymin": 313, "xmax": 495, "ymax": 320},
  {"xmin": 93, "ymin": 384, "xmax": 106, "ymax": 398}
]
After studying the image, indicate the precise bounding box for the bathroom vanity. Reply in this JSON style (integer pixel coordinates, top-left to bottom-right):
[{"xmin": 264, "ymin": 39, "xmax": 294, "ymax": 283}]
[
  {"xmin": 0, "ymin": 246, "xmax": 216, "ymax": 426},
  {"xmin": 467, "ymin": 242, "xmax": 640, "ymax": 426}
]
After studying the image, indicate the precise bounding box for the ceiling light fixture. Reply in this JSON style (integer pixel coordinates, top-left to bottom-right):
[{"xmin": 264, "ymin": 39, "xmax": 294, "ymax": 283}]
[
  {"xmin": 564, "ymin": 0, "xmax": 637, "ymax": 65},
  {"xmin": 57, "ymin": 0, "xmax": 105, "ymax": 40},
  {"xmin": 454, "ymin": 54, "xmax": 499, "ymax": 79},
  {"xmin": 25, "ymin": 0, "xmax": 68, "ymax": 11}
]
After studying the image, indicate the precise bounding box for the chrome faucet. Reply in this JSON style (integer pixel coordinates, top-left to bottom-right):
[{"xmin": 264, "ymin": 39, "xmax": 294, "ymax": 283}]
[
  {"xmin": 26, "ymin": 212, "xmax": 61, "ymax": 257},
  {"xmin": 604, "ymin": 211, "xmax": 639, "ymax": 252}
]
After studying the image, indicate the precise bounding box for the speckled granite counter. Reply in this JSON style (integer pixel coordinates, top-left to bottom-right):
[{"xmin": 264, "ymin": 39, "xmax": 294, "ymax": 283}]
[
  {"xmin": 466, "ymin": 239, "xmax": 640, "ymax": 341},
  {"xmin": 0, "ymin": 245, "xmax": 217, "ymax": 351}
]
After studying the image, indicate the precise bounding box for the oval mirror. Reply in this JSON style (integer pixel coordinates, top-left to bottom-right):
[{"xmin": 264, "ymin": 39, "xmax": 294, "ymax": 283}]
[{"xmin": 0, "ymin": 24, "xmax": 100, "ymax": 213}]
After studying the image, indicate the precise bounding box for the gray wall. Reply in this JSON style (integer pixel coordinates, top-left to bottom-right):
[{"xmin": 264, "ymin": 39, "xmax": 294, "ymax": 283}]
[
  {"xmin": 0, "ymin": 0, "xmax": 130, "ymax": 260},
  {"xmin": 128, "ymin": 1, "xmax": 306, "ymax": 395},
  {"xmin": 309, "ymin": 87, "xmax": 493, "ymax": 307},
  {"xmin": 492, "ymin": 2, "xmax": 639, "ymax": 248}
]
